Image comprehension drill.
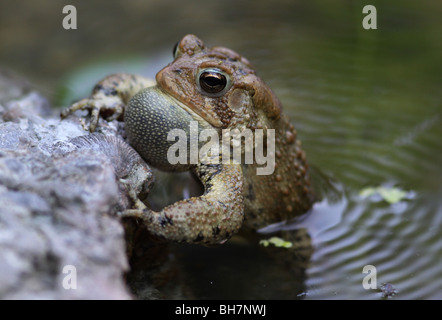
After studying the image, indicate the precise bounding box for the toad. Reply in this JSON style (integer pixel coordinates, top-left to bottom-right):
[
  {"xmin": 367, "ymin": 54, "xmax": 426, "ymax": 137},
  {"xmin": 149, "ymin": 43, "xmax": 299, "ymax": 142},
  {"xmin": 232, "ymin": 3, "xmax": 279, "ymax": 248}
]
[{"xmin": 61, "ymin": 34, "xmax": 315, "ymax": 245}]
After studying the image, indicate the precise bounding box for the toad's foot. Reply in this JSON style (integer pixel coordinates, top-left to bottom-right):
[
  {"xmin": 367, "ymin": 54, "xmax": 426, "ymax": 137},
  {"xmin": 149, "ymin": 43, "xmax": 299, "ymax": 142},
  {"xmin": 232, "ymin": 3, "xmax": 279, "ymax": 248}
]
[
  {"xmin": 61, "ymin": 96, "xmax": 126, "ymax": 132},
  {"xmin": 60, "ymin": 73, "xmax": 156, "ymax": 132},
  {"xmin": 120, "ymin": 162, "xmax": 245, "ymax": 245}
]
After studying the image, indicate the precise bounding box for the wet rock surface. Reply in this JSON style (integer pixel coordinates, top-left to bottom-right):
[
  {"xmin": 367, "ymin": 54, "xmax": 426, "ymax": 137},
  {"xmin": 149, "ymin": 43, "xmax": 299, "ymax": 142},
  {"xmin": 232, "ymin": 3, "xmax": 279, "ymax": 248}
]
[{"xmin": 0, "ymin": 70, "xmax": 156, "ymax": 299}]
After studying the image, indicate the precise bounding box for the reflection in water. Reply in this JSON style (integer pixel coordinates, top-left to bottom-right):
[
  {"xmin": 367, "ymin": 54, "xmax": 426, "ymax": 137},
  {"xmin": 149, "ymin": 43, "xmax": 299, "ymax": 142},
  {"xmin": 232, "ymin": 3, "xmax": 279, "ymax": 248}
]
[
  {"xmin": 394, "ymin": 114, "xmax": 440, "ymax": 147},
  {"xmin": 258, "ymin": 171, "xmax": 347, "ymax": 243},
  {"xmin": 307, "ymin": 192, "xmax": 442, "ymax": 299}
]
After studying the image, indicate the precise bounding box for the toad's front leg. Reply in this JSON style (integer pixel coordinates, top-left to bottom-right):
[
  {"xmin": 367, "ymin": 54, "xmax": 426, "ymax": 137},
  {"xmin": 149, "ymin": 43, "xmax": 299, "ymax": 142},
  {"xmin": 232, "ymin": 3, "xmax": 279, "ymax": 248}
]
[
  {"xmin": 122, "ymin": 162, "xmax": 244, "ymax": 245},
  {"xmin": 61, "ymin": 73, "xmax": 155, "ymax": 132}
]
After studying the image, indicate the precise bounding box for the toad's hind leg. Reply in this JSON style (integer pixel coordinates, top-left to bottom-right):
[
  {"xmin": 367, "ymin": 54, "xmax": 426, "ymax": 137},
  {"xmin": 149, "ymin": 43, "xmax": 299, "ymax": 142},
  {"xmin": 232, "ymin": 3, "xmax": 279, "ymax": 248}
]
[{"xmin": 121, "ymin": 162, "xmax": 244, "ymax": 245}]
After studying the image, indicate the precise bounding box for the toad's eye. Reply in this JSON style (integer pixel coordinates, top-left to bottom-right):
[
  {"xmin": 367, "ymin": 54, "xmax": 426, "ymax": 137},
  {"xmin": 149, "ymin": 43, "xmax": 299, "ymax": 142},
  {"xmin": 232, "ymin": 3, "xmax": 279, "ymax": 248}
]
[{"xmin": 197, "ymin": 68, "xmax": 231, "ymax": 97}]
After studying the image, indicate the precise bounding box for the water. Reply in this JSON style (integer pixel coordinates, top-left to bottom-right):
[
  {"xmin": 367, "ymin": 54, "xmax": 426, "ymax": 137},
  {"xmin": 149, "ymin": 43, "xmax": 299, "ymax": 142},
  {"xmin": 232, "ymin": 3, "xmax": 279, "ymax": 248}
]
[{"xmin": 1, "ymin": 0, "xmax": 440, "ymax": 299}]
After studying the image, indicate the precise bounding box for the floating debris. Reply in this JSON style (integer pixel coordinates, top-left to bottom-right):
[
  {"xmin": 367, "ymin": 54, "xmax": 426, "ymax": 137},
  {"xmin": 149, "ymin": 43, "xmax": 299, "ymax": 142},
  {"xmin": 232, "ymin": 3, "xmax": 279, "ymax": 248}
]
[
  {"xmin": 359, "ymin": 185, "xmax": 412, "ymax": 204},
  {"xmin": 259, "ymin": 236, "xmax": 293, "ymax": 248},
  {"xmin": 380, "ymin": 282, "xmax": 398, "ymax": 298}
]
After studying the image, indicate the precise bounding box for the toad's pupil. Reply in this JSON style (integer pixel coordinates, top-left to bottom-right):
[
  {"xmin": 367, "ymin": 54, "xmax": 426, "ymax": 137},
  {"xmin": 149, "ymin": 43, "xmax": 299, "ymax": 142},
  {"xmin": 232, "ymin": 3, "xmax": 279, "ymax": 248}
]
[{"xmin": 200, "ymin": 72, "xmax": 226, "ymax": 93}]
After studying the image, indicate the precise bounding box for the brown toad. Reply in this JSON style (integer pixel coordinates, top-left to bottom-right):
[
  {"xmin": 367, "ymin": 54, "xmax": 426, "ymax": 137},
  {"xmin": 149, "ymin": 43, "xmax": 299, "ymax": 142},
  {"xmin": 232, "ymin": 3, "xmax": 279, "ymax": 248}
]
[{"xmin": 61, "ymin": 34, "xmax": 315, "ymax": 245}]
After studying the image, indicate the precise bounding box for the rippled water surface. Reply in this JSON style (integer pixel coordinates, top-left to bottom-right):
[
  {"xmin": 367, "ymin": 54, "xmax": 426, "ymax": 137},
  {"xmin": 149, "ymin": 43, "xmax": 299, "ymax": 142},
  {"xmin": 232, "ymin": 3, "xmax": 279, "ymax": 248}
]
[{"xmin": 1, "ymin": 0, "xmax": 440, "ymax": 299}]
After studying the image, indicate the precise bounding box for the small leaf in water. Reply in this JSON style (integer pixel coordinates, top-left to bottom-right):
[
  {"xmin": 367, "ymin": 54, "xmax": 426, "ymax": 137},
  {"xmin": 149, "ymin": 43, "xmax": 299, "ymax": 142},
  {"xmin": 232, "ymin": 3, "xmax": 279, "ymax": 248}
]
[
  {"xmin": 359, "ymin": 187, "xmax": 377, "ymax": 198},
  {"xmin": 377, "ymin": 187, "xmax": 408, "ymax": 204},
  {"xmin": 359, "ymin": 186, "xmax": 409, "ymax": 204},
  {"xmin": 259, "ymin": 237, "xmax": 293, "ymax": 248},
  {"xmin": 259, "ymin": 239, "xmax": 269, "ymax": 247}
]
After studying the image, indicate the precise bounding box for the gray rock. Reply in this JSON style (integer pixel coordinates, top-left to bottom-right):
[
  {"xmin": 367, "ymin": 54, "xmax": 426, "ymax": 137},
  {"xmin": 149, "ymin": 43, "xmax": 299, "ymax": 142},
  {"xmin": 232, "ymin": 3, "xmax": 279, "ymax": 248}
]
[{"xmin": 0, "ymin": 70, "xmax": 154, "ymax": 299}]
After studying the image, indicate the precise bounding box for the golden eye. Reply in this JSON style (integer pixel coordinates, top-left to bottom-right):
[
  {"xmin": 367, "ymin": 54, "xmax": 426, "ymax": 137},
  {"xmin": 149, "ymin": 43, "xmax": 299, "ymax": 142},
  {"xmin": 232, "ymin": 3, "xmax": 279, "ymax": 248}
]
[{"xmin": 197, "ymin": 68, "xmax": 231, "ymax": 97}]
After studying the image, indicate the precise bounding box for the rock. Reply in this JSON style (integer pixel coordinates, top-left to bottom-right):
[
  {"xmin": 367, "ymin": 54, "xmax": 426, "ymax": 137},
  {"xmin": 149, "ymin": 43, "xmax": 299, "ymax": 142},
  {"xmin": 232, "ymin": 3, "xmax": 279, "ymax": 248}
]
[{"xmin": 0, "ymin": 70, "xmax": 154, "ymax": 299}]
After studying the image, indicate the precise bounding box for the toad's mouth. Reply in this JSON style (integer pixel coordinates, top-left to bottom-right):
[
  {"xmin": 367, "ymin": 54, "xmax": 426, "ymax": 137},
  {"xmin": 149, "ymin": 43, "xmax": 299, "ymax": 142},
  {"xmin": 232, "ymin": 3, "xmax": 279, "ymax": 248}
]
[{"xmin": 158, "ymin": 87, "xmax": 224, "ymax": 129}]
